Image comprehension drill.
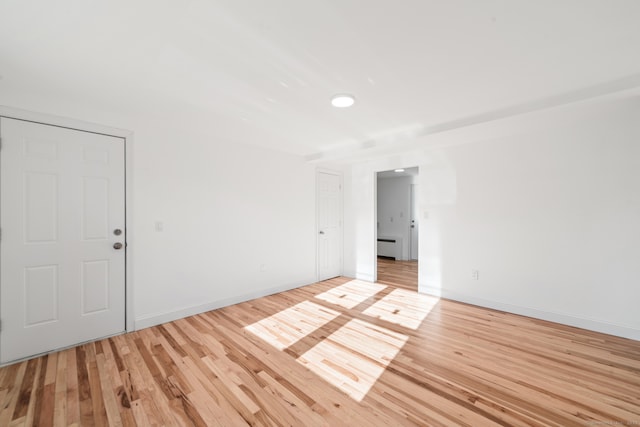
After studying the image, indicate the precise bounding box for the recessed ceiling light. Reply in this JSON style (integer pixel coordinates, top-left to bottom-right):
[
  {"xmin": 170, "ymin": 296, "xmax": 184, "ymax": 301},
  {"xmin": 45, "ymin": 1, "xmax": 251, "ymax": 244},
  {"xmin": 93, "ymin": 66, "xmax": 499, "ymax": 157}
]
[
  {"xmin": 394, "ymin": 169, "xmax": 405, "ymax": 173},
  {"xmin": 331, "ymin": 94, "xmax": 355, "ymax": 108}
]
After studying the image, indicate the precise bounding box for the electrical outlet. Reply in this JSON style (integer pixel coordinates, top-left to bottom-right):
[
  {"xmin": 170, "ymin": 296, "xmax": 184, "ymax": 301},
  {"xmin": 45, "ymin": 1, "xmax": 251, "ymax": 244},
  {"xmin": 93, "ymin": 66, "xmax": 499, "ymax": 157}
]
[{"xmin": 472, "ymin": 270, "xmax": 479, "ymax": 280}]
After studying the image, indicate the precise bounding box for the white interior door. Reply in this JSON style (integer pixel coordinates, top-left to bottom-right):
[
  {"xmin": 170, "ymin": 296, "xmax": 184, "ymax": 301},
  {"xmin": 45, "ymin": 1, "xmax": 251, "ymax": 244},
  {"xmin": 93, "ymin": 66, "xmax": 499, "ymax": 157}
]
[
  {"xmin": 0, "ymin": 117, "xmax": 126, "ymax": 363},
  {"xmin": 410, "ymin": 184, "xmax": 419, "ymax": 260},
  {"xmin": 317, "ymin": 171, "xmax": 342, "ymax": 281}
]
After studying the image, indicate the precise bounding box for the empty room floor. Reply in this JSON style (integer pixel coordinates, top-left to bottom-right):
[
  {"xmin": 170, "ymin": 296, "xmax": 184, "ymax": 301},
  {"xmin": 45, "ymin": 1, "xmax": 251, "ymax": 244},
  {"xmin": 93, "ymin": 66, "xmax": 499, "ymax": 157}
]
[
  {"xmin": 377, "ymin": 257, "xmax": 418, "ymax": 290},
  {"xmin": 1, "ymin": 269, "xmax": 639, "ymax": 425}
]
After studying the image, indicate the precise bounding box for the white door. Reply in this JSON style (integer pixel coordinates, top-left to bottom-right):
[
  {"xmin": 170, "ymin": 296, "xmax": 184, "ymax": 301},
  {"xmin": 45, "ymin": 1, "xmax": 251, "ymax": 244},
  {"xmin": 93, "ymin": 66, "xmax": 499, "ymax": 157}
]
[
  {"xmin": 410, "ymin": 184, "xmax": 419, "ymax": 260},
  {"xmin": 0, "ymin": 117, "xmax": 126, "ymax": 363},
  {"xmin": 317, "ymin": 171, "xmax": 342, "ymax": 281}
]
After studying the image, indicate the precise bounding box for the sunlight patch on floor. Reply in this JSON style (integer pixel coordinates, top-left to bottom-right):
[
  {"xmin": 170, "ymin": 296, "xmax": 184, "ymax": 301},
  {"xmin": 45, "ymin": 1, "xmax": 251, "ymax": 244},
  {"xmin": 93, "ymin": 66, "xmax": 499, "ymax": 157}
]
[
  {"xmin": 244, "ymin": 301, "xmax": 340, "ymax": 350},
  {"xmin": 363, "ymin": 288, "xmax": 439, "ymax": 330},
  {"xmin": 314, "ymin": 279, "xmax": 387, "ymax": 309},
  {"xmin": 296, "ymin": 319, "xmax": 408, "ymax": 401}
]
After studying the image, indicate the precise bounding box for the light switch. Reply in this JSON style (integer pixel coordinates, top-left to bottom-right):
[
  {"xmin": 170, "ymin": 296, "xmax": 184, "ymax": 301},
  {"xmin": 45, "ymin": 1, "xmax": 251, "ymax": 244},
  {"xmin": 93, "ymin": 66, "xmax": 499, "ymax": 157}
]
[{"xmin": 155, "ymin": 221, "xmax": 164, "ymax": 232}]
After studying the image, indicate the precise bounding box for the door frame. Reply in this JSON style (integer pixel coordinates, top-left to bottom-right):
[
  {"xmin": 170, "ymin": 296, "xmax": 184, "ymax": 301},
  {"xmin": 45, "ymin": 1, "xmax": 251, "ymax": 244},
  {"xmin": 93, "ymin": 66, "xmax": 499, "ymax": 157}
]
[
  {"xmin": 373, "ymin": 173, "xmax": 378, "ymax": 283},
  {"xmin": 374, "ymin": 166, "xmax": 420, "ymax": 283},
  {"xmin": 0, "ymin": 105, "xmax": 135, "ymax": 339},
  {"xmin": 316, "ymin": 168, "xmax": 343, "ymax": 281}
]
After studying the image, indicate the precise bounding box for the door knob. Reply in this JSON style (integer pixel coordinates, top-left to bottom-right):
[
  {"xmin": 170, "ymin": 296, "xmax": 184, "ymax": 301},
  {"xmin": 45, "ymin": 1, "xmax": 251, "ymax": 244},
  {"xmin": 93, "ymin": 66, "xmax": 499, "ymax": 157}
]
[
  {"xmin": 319, "ymin": 231, "xmax": 325, "ymax": 235},
  {"xmin": 113, "ymin": 242, "xmax": 123, "ymax": 250}
]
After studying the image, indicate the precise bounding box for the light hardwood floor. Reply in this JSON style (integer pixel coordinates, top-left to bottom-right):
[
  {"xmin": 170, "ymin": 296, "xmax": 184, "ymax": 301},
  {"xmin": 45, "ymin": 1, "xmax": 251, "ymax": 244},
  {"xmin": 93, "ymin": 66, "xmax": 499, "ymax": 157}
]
[
  {"xmin": 1, "ymin": 262, "xmax": 639, "ymax": 426},
  {"xmin": 377, "ymin": 257, "xmax": 418, "ymax": 290}
]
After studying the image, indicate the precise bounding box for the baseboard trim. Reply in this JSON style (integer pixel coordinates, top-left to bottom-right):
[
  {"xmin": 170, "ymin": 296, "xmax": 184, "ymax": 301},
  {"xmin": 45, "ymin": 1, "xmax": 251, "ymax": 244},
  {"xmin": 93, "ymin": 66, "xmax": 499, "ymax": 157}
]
[
  {"xmin": 420, "ymin": 285, "xmax": 640, "ymax": 341},
  {"xmin": 134, "ymin": 280, "xmax": 311, "ymax": 330},
  {"xmin": 356, "ymin": 272, "xmax": 375, "ymax": 282}
]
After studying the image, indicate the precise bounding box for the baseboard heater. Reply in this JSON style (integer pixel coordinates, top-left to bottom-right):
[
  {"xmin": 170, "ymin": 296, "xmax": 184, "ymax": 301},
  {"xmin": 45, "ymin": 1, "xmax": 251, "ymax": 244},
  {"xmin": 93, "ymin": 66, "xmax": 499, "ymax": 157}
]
[{"xmin": 377, "ymin": 236, "xmax": 402, "ymax": 259}]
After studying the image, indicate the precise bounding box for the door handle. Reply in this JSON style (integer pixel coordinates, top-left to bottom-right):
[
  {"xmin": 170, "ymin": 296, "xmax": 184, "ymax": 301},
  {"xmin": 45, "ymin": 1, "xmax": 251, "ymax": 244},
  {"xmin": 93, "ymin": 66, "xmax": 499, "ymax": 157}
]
[
  {"xmin": 113, "ymin": 242, "xmax": 123, "ymax": 250},
  {"xmin": 319, "ymin": 231, "xmax": 325, "ymax": 235}
]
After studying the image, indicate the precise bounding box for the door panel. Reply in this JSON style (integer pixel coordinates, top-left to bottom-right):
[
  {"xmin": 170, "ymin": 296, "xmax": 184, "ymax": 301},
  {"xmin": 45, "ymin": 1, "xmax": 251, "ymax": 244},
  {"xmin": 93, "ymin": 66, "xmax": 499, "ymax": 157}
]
[
  {"xmin": 81, "ymin": 260, "xmax": 110, "ymax": 314},
  {"xmin": 25, "ymin": 172, "xmax": 59, "ymax": 242},
  {"xmin": 0, "ymin": 117, "xmax": 126, "ymax": 363},
  {"xmin": 317, "ymin": 171, "xmax": 342, "ymax": 280},
  {"xmin": 24, "ymin": 265, "xmax": 58, "ymax": 326},
  {"xmin": 82, "ymin": 177, "xmax": 109, "ymax": 240}
]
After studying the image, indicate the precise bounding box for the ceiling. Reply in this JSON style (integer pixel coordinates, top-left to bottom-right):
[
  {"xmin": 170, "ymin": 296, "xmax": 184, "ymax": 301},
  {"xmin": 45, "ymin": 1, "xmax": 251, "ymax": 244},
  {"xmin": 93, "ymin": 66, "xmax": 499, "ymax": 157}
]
[
  {"xmin": 1, "ymin": 1, "xmax": 639, "ymax": 158},
  {"xmin": 378, "ymin": 167, "xmax": 419, "ymax": 179}
]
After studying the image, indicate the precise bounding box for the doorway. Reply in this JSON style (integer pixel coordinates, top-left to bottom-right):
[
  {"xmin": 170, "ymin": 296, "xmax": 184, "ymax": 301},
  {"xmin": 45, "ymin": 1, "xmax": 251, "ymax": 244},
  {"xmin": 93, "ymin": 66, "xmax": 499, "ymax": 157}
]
[
  {"xmin": 375, "ymin": 167, "xmax": 418, "ymax": 289},
  {"xmin": 0, "ymin": 116, "xmax": 127, "ymax": 364}
]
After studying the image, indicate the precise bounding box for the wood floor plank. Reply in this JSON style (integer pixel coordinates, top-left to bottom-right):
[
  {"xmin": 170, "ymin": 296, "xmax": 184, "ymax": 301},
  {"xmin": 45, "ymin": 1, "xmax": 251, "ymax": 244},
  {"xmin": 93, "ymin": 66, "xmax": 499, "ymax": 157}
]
[
  {"xmin": 53, "ymin": 351, "xmax": 67, "ymax": 427},
  {"xmin": 12, "ymin": 357, "xmax": 38, "ymax": 422},
  {"xmin": 30, "ymin": 355, "xmax": 50, "ymax": 427},
  {"xmin": 120, "ymin": 335, "xmax": 175, "ymax": 426},
  {"xmin": 1, "ymin": 259, "xmax": 639, "ymax": 426},
  {"xmin": 95, "ymin": 353, "xmax": 124, "ymax": 427},
  {"xmin": 0, "ymin": 362, "xmax": 27, "ymax": 426}
]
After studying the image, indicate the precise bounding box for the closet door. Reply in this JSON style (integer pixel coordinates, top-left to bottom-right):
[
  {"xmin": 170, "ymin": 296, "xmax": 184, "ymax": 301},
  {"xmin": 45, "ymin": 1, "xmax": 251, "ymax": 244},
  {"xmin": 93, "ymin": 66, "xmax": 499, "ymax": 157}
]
[{"xmin": 317, "ymin": 171, "xmax": 342, "ymax": 280}]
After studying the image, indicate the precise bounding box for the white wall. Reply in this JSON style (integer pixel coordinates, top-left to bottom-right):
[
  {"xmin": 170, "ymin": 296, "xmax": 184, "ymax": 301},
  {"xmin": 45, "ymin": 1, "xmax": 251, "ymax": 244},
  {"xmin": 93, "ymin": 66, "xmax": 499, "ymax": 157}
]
[
  {"xmin": 344, "ymin": 98, "xmax": 640, "ymax": 340},
  {"xmin": 132, "ymin": 124, "xmax": 318, "ymax": 327},
  {"xmin": 377, "ymin": 176, "xmax": 412, "ymax": 260}
]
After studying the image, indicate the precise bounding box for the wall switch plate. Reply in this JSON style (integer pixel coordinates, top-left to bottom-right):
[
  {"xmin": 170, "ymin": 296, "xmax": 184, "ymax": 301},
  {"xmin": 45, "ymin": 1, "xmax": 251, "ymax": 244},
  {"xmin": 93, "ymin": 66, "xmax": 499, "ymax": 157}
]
[
  {"xmin": 472, "ymin": 270, "xmax": 479, "ymax": 280},
  {"xmin": 155, "ymin": 221, "xmax": 164, "ymax": 232}
]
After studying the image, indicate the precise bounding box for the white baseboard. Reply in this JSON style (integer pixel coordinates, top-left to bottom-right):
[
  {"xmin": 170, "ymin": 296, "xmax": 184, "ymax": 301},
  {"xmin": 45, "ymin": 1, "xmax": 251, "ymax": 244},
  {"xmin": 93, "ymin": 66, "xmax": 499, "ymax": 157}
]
[
  {"xmin": 420, "ymin": 285, "xmax": 640, "ymax": 341},
  {"xmin": 134, "ymin": 279, "xmax": 639, "ymax": 341},
  {"xmin": 134, "ymin": 280, "xmax": 311, "ymax": 330},
  {"xmin": 356, "ymin": 272, "xmax": 375, "ymax": 282}
]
